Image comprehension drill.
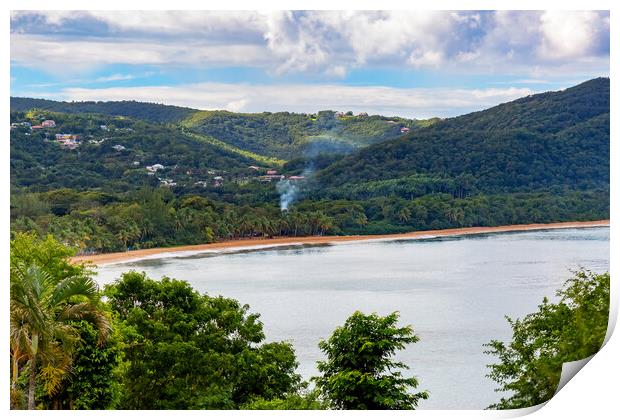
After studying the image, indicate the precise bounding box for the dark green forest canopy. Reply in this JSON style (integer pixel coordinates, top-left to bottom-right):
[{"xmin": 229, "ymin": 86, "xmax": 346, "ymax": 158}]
[
  {"xmin": 10, "ymin": 97, "xmax": 197, "ymax": 124},
  {"xmin": 315, "ymin": 78, "xmax": 610, "ymax": 193}
]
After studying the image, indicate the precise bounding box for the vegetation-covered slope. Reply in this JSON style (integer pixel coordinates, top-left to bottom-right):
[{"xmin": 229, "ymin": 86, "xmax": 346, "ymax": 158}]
[
  {"xmin": 9, "ymin": 79, "xmax": 610, "ymax": 253},
  {"xmin": 182, "ymin": 110, "xmax": 432, "ymax": 159},
  {"xmin": 10, "ymin": 97, "xmax": 197, "ymax": 124},
  {"xmin": 316, "ymin": 78, "xmax": 610, "ymax": 195},
  {"xmin": 10, "ymin": 110, "xmax": 263, "ymax": 192}
]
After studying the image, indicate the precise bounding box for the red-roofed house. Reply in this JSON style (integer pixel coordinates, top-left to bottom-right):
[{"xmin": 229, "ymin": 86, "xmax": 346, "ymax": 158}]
[{"xmin": 42, "ymin": 120, "xmax": 56, "ymax": 128}]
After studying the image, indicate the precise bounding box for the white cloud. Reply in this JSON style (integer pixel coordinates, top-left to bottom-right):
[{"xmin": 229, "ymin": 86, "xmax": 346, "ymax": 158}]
[
  {"xmin": 94, "ymin": 73, "xmax": 136, "ymax": 83},
  {"xmin": 263, "ymin": 11, "xmax": 330, "ymax": 73},
  {"xmin": 9, "ymin": 11, "xmax": 607, "ymax": 123},
  {"xmin": 10, "ymin": 34, "xmax": 271, "ymax": 73},
  {"xmin": 11, "ymin": 10, "xmax": 268, "ymax": 36},
  {"xmin": 29, "ymin": 82, "xmax": 536, "ymax": 119},
  {"xmin": 10, "ymin": 11, "xmax": 609, "ymax": 77},
  {"xmin": 539, "ymin": 11, "xmax": 604, "ymax": 59},
  {"xmin": 325, "ymin": 65, "xmax": 347, "ymax": 79}
]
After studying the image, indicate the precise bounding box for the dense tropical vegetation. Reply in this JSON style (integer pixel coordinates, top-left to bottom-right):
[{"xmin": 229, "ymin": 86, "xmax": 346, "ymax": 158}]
[
  {"xmin": 484, "ymin": 270, "xmax": 610, "ymax": 409},
  {"xmin": 10, "ymin": 234, "xmax": 429, "ymax": 410},
  {"xmin": 10, "ymin": 78, "xmax": 609, "ymax": 254},
  {"xmin": 10, "ymin": 233, "xmax": 111, "ymax": 409}
]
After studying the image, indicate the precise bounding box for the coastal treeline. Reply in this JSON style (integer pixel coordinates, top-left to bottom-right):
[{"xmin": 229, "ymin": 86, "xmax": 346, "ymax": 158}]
[
  {"xmin": 10, "ymin": 234, "xmax": 610, "ymax": 410},
  {"xmin": 11, "ymin": 186, "xmax": 608, "ymax": 253}
]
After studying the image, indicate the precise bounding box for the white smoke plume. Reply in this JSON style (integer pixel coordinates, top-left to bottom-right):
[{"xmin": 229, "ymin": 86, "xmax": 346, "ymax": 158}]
[{"xmin": 276, "ymin": 179, "xmax": 299, "ymax": 211}]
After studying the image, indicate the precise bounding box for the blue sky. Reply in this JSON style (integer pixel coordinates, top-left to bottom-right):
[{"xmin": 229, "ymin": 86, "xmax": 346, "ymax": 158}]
[{"xmin": 10, "ymin": 10, "xmax": 610, "ymax": 118}]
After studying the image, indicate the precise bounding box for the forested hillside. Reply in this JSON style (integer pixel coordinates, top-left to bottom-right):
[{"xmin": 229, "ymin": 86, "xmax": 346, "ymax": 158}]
[
  {"xmin": 438, "ymin": 77, "xmax": 609, "ymax": 132},
  {"xmin": 10, "ymin": 110, "xmax": 263, "ymax": 192},
  {"xmin": 10, "ymin": 97, "xmax": 197, "ymax": 124},
  {"xmin": 182, "ymin": 110, "xmax": 431, "ymax": 159},
  {"xmin": 316, "ymin": 78, "xmax": 610, "ymax": 195},
  {"xmin": 9, "ymin": 79, "xmax": 610, "ymax": 253}
]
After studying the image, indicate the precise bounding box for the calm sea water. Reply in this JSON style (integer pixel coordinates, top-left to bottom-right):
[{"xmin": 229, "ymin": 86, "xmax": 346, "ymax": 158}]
[{"xmin": 95, "ymin": 227, "xmax": 609, "ymax": 409}]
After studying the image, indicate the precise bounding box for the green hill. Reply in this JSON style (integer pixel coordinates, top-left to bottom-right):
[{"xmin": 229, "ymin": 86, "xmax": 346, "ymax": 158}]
[
  {"xmin": 315, "ymin": 78, "xmax": 610, "ymax": 197},
  {"xmin": 10, "ymin": 110, "xmax": 264, "ymax": 192},
  {"xmin": 9, "ymin": 79, "xmax": 609, "ymax": 252},
  {"xmin": 182, "ymin": 110, "xmax": 433, "ymax": 159},
  {"xmin": 11, "ymin": 98, "xmax": 436, "ymax": 162},
  {"xmin": 10, "ymin": 97, "xmax": 197, "ymax": 124}
]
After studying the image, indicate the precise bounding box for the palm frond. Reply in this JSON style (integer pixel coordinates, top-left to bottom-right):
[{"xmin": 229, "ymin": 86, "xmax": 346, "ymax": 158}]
[
  {"xmin": 51, "ymin": 275, "xmax": 99, "ymax": 306},
  {"xmin": 40, "ymin": 364, "xmax": 67, "ymax": 396},
  {"xmin": 60, "ymin": 302, "xmax": 112, "ymax": 345}
]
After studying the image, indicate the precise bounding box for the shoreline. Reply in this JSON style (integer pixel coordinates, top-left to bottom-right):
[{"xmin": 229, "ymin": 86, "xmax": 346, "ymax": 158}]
[{"xmin": 71, "ymin": 220, "xmax": 609, "ymax": 266}]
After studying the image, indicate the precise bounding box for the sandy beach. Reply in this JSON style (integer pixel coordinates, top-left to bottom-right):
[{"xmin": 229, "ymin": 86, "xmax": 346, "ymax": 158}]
[{"xmin": 70, "ymin": 220, "xmax": 609, "ymax": 266}]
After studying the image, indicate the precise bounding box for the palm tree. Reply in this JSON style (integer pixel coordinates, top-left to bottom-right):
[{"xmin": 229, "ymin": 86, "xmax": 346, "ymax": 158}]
[
  {"xmin": 397, "ymin": 206, "xmax": 412, "ymax": 224},
  {"xmin": 10, "ymin": 263, "xmax": 110, "ymax": 409},
  {"xmin": 316, "ymin": 213, "xmax": 334, "ymax": 236}
]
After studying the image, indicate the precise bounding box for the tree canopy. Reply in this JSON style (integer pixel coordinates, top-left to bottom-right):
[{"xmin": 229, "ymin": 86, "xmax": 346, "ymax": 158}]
[
  {"xmin": 10, "ymin": 233, "xmax": 111, "ymax": 409},
  {"xmin": 104, "ymin": 271, "xmax": 302, "ymax": 409},
  {"xmin": 314, "ymin": 311, "xmax": 429, "ymax": 409},
  {"xmin": 484, "ymin": 270, "xmax": 610, "ymax": 409}
]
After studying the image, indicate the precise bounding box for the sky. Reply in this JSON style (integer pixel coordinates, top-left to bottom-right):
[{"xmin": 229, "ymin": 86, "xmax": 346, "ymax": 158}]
[{"xmin": 9, "ymin": 10, "xmax": 610, "ymax": 118}]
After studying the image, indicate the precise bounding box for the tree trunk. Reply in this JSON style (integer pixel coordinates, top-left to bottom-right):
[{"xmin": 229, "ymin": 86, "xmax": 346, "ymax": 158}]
[
  {"xmin": 11, "ymin": 351, "xmax": 19, "ymax": 391},
  {"xmin": 28, "ymin": 358, "xmax": 36, "ymax": 409}
]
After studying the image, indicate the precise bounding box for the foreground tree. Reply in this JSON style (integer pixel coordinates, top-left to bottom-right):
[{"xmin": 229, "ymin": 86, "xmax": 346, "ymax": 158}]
[
  {"xmin": 40, "ymin": 320, "xmax": 122, "ymax": 409},
  {"xmin": 485, "ymin": 270, "xmax": 610, "ymax": 409},
  {"xmin": 10, "ymin": 233, "xmax": 111, "ymax": 409},
  {"xmin": 241, "ymin": 384, "xmax": 326, "ymax": 410},
  {"xmin": 314, "ymin": 311, "xmax": 429, "ymax": 409},
  {"xmin": 105, "ymin": 271, "xmax": 302, "ymax": 409}
]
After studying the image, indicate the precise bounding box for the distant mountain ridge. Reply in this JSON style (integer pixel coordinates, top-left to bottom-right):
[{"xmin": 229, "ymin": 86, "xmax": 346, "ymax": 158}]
[
  {"xmin": 10, "ymin": 97, "xmax": 197, "ymax": 124},
  {"xmin": 10, "ymin": 97, "xmax": 436, "ymax": 160}
]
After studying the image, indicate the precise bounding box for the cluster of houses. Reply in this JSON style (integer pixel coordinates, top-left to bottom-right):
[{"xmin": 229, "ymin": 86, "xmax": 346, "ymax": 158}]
[
  {"xmin": 258, "ymin": 169, "xmax": 305, "ymax": 183},
  {"xmin": 180, "ymin": 167, "xmax": 305, "ymax": 189},
  {"xmin": 11, "ymin": 119, "xmax": 56, "ymax": 130},
  {"xmin": 11, "ymin": 119, "xmax": 87, "ymax": 149},
  {"xmin": 13, "ymin": 117, "xmax": 310, "ymax": 188},
  {"xmin": 333, "ymin": 111, "xmax": 368, "ymax": 118},
  {"xmin": 330, "ymin": 111, "xmax": 410, "ymax": 133},
  {"xmin": 55, "ymin": 133, "xmax": 82, "ymax": 149}
]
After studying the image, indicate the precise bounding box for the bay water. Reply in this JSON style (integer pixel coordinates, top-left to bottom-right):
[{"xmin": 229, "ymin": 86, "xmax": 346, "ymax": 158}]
[{"xmin": 95, "ymin": 227, "xmax": 610, "ymax": 409}]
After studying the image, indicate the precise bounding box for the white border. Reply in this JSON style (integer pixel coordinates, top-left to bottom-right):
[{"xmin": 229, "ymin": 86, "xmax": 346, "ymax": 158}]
[{"xmin": 3, "ymin": 1, "xmax": 617, "ymax": 419}]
